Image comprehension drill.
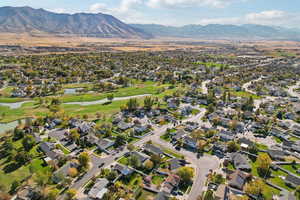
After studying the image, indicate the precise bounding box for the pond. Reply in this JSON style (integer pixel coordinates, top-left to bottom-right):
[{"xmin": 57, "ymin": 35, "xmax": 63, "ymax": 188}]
[
  {"xmin": 63, "ymin": 94, "xmax": 152, "ymax": 106},
  {"xmin": 0, "ymin": 119, "xmax": 29, "ymax": 135},
  {"xmin": 64, "ymin": 88, "xmax": 84, "ymax": 95}
]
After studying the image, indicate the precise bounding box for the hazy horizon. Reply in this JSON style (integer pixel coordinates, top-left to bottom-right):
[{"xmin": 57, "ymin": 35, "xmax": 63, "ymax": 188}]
[{"xmin": 0, "ymin": 0, "xmax": 299, "ymax": 28}]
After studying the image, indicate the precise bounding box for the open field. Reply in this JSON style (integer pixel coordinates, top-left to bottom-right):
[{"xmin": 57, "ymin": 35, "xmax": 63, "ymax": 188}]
[{"xmin": 1, "ymin": 33, "xmax": 299, "ymax": 56}]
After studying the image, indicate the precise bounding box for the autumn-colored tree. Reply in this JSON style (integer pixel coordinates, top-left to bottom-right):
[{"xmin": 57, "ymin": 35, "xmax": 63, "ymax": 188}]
[
  {"xmin": 257, "ymin": 153, "xmax": 272, "ymax": 177},
  {"xmin": 144, "ymin": 160, "xmax": 154, "ymax": 170},
  {"xmin": 68, "ymin": 168, "xmax": 78, "ymax": 178},
  {"xmin": 66, "ymin": 189, "xmax": 77, "ymax": 200},
  {"xmin": 245, "ymin": 179, "xmax": 265, "ymax": 196},
  {"xmin": 177, "ymin": 167, "xmax": 194, "ymax": 184}
]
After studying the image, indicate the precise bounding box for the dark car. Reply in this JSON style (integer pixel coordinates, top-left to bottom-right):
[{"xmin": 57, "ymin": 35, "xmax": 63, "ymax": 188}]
[{"xmin": 98, "ymin": 163, "xmax": 105, "ymax": 168}]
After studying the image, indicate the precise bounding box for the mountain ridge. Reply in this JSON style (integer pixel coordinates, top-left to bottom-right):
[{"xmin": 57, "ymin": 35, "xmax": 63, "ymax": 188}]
[
  {"xmin": 0, "ymin": 6, "xmax": 151, "ymax": 38},
  {"xmin": 0, "ymin": 6, "xmax": 299, "ymax": 41},
  {"xmin": 130, "ymin": 23, "xmax": 300, "ymax": 40}
]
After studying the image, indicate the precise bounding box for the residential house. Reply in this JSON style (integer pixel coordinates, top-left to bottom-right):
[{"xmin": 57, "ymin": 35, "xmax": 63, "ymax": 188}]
[
  {"xmin": 114, "ymin": 164, "xmax": 133, "ymax": 176},
  {"xmin": 155, "ymin": 191, "xmax": 169, "ymax": 200},
  {"xmin": 52, "ymin": 161, "xmax": 79, "ymax": 183},
  {"xmin": 16, "ymin": 187, "xmax": 37, "ymax": 200},
  {"xmin": 134, "ymin": 125, "xmax": 148, "ymax": 135},
  {"xmin": 130, "ymin": 151, "xmax": 150, "ymax": 164},
  {"xmin": 168, "ymin": 158, "xmax": 185, "ymax": 171},
  {"xmin": 229, "ymin": 153, "xmax": 251, "ymax": 171},
  {"xmin": 291, "ymin": 125, "xmax": 300, "ymax": 136},
  {"xmin": 117, "ymin": 121, "xmax": 133, "ymax": 131},
  {"xmin": 238, "ymin": 137, "xmax": 254, "ymax": 150},
  {"xmin": 171, "ymin": 129, "xmax": 187, "ymax": 141},
  {"xmin": 183, "ymin": 136, "xmax": 198, "ymax": 149},
  {"xmin": 228, "ymin": 170, "xmax": 250, "ymax": 190},
  {"xmin": 162, "ymin": 174, "xmax": 181, "ymax": 194},
  {"xmin": 96, "ymin": 138, "xmax": 115, "ymax": 151},
  {"xmin": 88, "ymin": 178, "xmax": 109, "ymax": 199},
  {"xmin": 267, "ymin": 149, "xmax": 286, "ymax": 161},
  {"xmin": 39, "ymin": 142, "xmax": 63, "ymax": 163},
  {"xmin": 285, "ymin": 174, "xmax": 300, "ymax": 188},
  {"xmin": 143, "ymin": 143, "xmax": 163, "ymax": 156},
  {"xmin": 184, "ymin": 122, "xmax": 199, "ymax": 132},
  {"xmin": 212, "ymin": 143, "xmax": 227, "ymax": 158},
  {"xmin": 218, "ymin": 130, "xmax": 235, "ymax": 142}
]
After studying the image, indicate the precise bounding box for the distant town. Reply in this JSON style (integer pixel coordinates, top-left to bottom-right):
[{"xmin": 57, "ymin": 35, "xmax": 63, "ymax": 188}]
[{"xmin": 0, "ymin": 40, "xmax": 299, "ymax": 200}]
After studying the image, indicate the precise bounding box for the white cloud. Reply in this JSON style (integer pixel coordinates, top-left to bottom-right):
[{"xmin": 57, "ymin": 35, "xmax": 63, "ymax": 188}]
[
  {"xmin": 146, "ymin": 0, "xmax": 243, "ymax": 8},
  {"xmin": 49, "ymin": 8, "xmax": 68, "ymax": 13},
  {"xmin": 89, "ymin": 0, "xmax": 144, "ymax": 23},
  {"xmin": 198, "ymin": 10, "xmax": 300, "ymax": 27}
]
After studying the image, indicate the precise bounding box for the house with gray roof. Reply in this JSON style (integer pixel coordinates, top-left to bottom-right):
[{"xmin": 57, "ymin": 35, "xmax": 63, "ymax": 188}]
[
  {"xmin": 229, "ymin": 153, "xmax": 251, "ymax": 171},
  {"xmin": 88, "ymin": 178, "xmax": 109, "ymax": 199}
]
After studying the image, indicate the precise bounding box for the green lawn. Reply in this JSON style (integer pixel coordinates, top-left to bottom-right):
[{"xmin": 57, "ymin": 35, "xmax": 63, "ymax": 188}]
[
  {"xmin": 152, "ymin": 175, "xmax": 165, "ymax": 185},
  {"xmin": 231, "ymin": 91, "xmax": 261, "ymax": 99},
  {"xmin": 119, "ymin": 173, "xmax": 143, "ymax": 191},
  {"xmin": 279, "ymin": 164, "xmax": 300, "ymax": 175},
  {"xmin": 263, "ymin": 184, "xmax": 281, "ymax": 200},
  {"xmin": 269, "ymin": 170, "xmax": 293, "ymax": 191},
  {"xmin": 56, "ymin": 143, "xmax": 71, "ymax": 155},
  {"xmin": 0, "ymin": 82, "xmax": 176, "ymax": 123},
  {"xmin": 59, "ymin": 81, "xmax": 169, "ymax": 103},
  {"xmin": 118, "ymin": 156, "xmax": 129, "ymax": 166},
  {"xmin": 153, "ymin": 143, "xmax": 183, "ymax": 159},
  {"xmin": 0, "ymin": 97, "xmax": 27, "ymax": 103},
  {"xmin": 0, "ymin": 158, "xmax": 50, "ymax": 192},
  {"xmin": 62, "ymin": 83, "xmax": 92, "ymax": 89},
  {"xmin": 160, "ymin": 133, "xmax": 172, "ymax": 142},
  {"xmin": 136, "ymin": 189, "xmax": 156, "ymax": 200}
]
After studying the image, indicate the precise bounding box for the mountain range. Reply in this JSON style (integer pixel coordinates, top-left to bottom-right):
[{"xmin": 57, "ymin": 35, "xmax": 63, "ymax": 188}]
[
  {"xmin": 130, "ymin": 24, "xmax": 300, "ymax": 40},
  {"xmin": 0, "ymin": 6, "xmax": 299, "ymax": 40},
  {"xmin": 0, "ymin": 6, "xmax": 150, "ymax": 38}
]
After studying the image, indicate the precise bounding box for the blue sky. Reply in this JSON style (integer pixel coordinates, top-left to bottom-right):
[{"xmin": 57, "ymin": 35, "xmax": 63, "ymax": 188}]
[{"xmin": 0, "ymin": 0, "xmax": 299, "ymax": 27}]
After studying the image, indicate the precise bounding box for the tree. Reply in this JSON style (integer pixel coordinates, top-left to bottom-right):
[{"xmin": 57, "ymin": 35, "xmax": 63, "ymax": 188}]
[
  {"xmin": 69, "ymin": 129, "xmax": 80, "ymax": 142},
  {"xmin": 227, "ymin": 141, "xmax": 240, "ymax": 152},
  {"xmin": 13, "ymin": 128, "xmax": 24, "ymax": 140},
  {"xmin": 128, "ymin": 155, "xmax": 141, "ymax": 168},
  {"xmin": 144, "ymin": 160, "xmax": 154, "ymax": 170},
  {"xmin": 106, "ymin": 170, "xmax": 118, "ymax": 181},
  {"xmin": 22, "ymin": 135, "xmax": 36, "ymax": 151},
  {"xmin": 257, "ymin": 153, "xmax": 272, "ymax": 177},
  {"xmin": 46, "ymin": 188, "xmax": 60, "ymax": 200},
  {"xmin": 107, "ymin": 94, "xmax": 114, "ymax": 102},
  {"xmin": 66, "ymin": 189, "xmax": 77, "ymax": 200},
  {"xmin": 150, "ymin": 154, "xmax": 161, "ymax": 167},
  {"xmin": 177, "ymin": 167, "xmax": 194, "ymax": 184},
  {"xmin": 34, "ymin": 172, "xmax": 50, "ymax": 188},
  {"xmin": 115, "ymin": 134, "xmax": 127, "ymax": 147},
  {"xmin": 68, "ymin": 168, "xmax": 78, "ymax": 178},
  {"xmin": 78, "ymin": 152, "xmax": 90, "ymax": 169},
  {"xmin": 15, "ymin": 151, "xmax": 31, "ymax": 165},
  {"xmin": 127, "ymin": 144, "xmax": 135, "ymax": 151},
  {"xmin": 126, "ymin": 98, "xmax": 139, "ymax": 111},
  {"xmin": 144, "ymin": 96, "xmax": 155, "ymax": 110},
  {"xmin": 245, "ymin": 179, "xmax": 265, "ymax": 196},
  {"xmin": 9, "ymin": 180, "xmax": 20, "ymax": 194},
  {"xmin": 296, "ymin": 186, "xmax": 300, "ymax": 200}
]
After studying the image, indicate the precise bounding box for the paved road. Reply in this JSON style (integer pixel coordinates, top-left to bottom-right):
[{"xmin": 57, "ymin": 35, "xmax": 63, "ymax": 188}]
[
  {"xmin": 286, "ymin": 81, "xmax": 300, "ymax": 99},
  {"xmin": 70, "ymin": 108, "xmax": 216, "ymax": 199},
  {"xmin": 66, "ymin": 97, "xmax": 218, "ymax": 200},
  {"xmin": 242, "ymin": 77, "xmax": 263, "ymax": 94}
]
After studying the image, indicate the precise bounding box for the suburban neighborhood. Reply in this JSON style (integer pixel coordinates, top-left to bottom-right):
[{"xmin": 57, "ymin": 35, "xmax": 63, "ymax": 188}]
[{"xmin": 0, "ymin": 38, "xmax": 300, "ymax": 200}]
